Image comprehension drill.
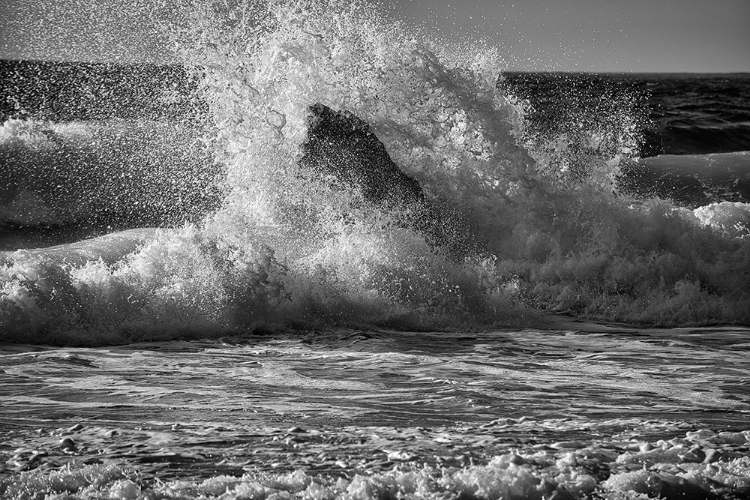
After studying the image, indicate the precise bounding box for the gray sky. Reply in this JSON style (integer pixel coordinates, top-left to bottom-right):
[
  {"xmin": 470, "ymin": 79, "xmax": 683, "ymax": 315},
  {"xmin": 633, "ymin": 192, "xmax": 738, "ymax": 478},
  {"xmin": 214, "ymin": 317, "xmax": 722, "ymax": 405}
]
[
  {"xmin": 386, "ymin": 0, "xmax": 750, "ymax": 72},
  {"xmin": 1, "ymin": 0, "xmax": 749, "ymax": 72}
]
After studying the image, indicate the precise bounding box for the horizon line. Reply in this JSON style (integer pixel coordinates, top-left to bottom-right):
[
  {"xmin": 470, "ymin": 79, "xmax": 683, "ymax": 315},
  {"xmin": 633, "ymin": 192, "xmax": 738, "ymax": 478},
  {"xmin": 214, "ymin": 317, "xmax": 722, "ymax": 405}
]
[{"xmin": 2, "ymin": 57, "xmax": 749, "ymax": 75}]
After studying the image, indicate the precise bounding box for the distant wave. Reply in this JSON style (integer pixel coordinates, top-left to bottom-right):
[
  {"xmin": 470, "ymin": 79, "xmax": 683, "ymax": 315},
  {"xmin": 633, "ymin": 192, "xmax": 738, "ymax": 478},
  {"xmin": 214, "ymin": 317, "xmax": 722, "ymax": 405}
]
[
  {"xmin": 644, "ymin": 123, "xmax": 750, "ymax": 156},
  {"xmin": 620, "ymin": 151, "xmax": 750, "ymax": 208}
]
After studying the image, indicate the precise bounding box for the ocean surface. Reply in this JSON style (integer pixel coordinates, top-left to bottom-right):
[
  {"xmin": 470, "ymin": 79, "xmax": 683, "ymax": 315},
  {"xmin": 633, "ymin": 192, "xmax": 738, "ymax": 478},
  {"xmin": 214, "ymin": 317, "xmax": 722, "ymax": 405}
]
[{"xmin": 1, "ymin": 1, "xmax": 750, "ymax": 498}]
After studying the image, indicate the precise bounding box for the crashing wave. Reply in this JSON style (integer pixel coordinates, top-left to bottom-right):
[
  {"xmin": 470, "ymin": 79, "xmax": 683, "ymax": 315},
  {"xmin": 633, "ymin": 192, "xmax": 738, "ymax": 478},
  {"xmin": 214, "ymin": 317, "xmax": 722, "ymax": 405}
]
[{"xmin": 1, "ymin": 0, "xmax": 749, "ymax": 344}]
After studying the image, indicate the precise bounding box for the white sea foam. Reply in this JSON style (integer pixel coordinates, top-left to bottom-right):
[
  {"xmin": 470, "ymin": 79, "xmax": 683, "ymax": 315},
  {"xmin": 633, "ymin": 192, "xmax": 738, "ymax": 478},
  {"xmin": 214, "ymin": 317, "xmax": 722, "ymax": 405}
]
[
  {"xmin": 693, "ymin": 201, "xmax": 750, "ymax": 237},
  {"xmin": 3, "ymin": 447, "xmax": 749, "ymax": 499}
]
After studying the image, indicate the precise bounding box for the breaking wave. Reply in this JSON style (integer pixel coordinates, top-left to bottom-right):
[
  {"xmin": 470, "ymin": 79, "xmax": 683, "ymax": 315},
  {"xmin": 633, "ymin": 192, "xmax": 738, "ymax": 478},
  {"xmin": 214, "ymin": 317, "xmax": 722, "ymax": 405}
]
[{"xmin": 1, "ymin": 0, "xmax": 749, "ymax": 344}]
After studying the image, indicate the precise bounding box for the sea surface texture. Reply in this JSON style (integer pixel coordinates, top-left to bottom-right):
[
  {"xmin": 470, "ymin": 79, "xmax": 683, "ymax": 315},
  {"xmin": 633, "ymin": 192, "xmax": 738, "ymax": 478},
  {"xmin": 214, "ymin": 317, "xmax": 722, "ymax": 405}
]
[{"xmin": 1, "ymin": 1, "xmax": 749, "ymax": 498}]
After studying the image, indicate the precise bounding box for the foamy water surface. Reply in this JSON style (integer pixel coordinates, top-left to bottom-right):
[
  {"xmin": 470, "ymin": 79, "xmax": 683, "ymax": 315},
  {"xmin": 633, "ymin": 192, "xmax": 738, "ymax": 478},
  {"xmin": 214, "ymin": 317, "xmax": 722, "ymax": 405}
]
[{"xmin": 2, "ymin": 325, "xmax": 750, "ymax": 498}]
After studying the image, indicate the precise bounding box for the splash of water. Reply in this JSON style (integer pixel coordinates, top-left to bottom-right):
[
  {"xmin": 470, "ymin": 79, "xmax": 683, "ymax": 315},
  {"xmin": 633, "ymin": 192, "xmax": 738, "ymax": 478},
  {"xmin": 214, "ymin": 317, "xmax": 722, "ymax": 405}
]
[{"xmin": 1, "ymin": 0, "xmax": 749, "ymax": 343}]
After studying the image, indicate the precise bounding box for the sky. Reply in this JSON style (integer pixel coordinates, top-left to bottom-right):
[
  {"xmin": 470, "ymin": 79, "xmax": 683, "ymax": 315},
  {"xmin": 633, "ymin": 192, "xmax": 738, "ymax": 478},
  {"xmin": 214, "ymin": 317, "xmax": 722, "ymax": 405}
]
[
  {"xmin": 1, "ymin": 0, "xmax": 749, "ymax": 72},
  {"xmin": 388, "ymin": 0, "xmax": 750, "ymax": 72}
]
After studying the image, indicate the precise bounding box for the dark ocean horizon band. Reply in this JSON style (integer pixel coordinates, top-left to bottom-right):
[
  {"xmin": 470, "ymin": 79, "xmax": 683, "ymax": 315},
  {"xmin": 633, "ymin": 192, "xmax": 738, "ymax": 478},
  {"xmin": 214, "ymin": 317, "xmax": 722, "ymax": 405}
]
[{"xmin": 3, "ymin": 59, "xmax": 750, "ymax": 158}]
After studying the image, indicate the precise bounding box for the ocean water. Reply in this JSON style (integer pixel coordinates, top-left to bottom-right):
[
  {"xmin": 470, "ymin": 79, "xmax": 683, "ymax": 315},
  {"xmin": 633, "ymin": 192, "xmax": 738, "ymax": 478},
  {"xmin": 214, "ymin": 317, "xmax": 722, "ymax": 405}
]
[{"xmin": 1, "ymin": 1, "xmax": 750, "ymax": 498}]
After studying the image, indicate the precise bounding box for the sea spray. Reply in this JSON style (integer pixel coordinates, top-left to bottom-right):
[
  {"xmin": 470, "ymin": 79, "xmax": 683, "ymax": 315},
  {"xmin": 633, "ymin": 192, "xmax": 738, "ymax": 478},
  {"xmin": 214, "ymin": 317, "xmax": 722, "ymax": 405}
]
[
  {"xmin": 0, "ymin": 118, "xmax": 218, "ymax": 229},
  {"xmin": 1, "ymin": 0, "xmax": 749, "ymax": 344},
  {"xmin": 159, "ymin": 0, "xmax": 750, "ymax": 327},
  {"xmin": 498, "ymin": 71, "xmax": 650, "ymax": 189}
]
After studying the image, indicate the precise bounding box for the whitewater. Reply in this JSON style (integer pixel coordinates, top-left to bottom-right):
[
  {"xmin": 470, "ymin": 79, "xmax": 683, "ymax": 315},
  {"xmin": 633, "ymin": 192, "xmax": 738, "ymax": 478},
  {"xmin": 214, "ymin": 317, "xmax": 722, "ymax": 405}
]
[{"xmin": 1, "ymin": 1, "xmax": 749, "ymax": 498}]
